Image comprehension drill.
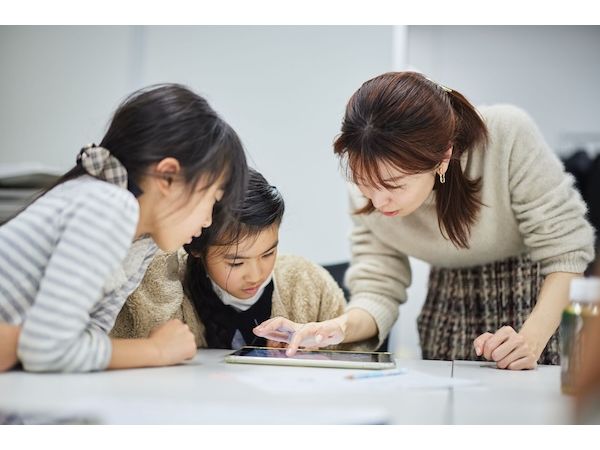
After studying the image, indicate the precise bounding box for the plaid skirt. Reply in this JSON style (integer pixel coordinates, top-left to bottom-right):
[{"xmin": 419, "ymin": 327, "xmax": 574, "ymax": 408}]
[{"xmin": 416, "ymin": 254, "xmax": 560, "ymax": 365}]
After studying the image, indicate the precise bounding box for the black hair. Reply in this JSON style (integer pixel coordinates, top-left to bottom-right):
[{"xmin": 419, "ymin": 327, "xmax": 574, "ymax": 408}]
[
  {"xmin": 183, "ymin": 168, "xmax": 285, "ymax": 348},
  {"xmin": 43, "ymin": 83, "xmax": 248, "ymax": 220}
]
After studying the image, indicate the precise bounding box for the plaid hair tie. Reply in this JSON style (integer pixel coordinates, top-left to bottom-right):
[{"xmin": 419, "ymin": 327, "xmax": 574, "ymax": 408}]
[{"xmin": 77, "ymin": 144, "xmax": 128, "ymax": 189}]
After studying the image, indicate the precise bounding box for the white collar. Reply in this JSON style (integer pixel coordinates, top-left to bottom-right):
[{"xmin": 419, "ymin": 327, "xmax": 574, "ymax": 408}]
[{"xmin": 209, "ymin": 272, "xmax": 274, "ymax": 312}]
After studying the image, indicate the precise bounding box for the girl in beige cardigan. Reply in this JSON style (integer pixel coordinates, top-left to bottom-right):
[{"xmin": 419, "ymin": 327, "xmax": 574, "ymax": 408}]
[{"xmin": 111, "ymin": 169, "xmax": 376, "ymax": 351}]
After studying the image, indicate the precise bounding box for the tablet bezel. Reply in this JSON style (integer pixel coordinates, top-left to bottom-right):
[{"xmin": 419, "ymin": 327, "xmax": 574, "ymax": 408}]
[{"xmin": 224, "ymin": 346, "xmax": 396, "ymax": 370}]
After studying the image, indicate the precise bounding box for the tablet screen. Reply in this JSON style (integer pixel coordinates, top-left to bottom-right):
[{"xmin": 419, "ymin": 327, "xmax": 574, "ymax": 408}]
[{"xmin": 233, "ymin": 347, "xmax": 389, "ymax": 363}]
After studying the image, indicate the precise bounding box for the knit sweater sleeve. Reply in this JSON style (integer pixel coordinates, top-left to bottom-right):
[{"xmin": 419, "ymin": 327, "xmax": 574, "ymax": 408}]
[
  {"xmin": 309, "ymin": 262, "xmax": 380, "ymax": 352},
  {"xmin": 345, "ymin": 190, "xmax": 412, "ymax": 347},
  {"xmin": 110, "ymin": 249, "xmax": 206, "ymax": 347},
  {"xmin": 505, "ymin": 106, "xmax": 595, "ymax": 274},
  {"xmin": 111, "ymin": 250, "xmax": 185, "ymax": 337}
]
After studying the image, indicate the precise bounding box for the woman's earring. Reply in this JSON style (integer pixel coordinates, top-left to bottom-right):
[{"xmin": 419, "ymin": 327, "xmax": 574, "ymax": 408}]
[{"xmin": 439, "ymin": 171, "xmax": 446, "ymax": 184}]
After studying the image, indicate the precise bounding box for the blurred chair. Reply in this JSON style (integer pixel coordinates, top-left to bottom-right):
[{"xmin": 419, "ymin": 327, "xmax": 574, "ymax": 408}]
[{"xmin": 562, "ymin": 150, "xmax": 600, "ymax": 275}]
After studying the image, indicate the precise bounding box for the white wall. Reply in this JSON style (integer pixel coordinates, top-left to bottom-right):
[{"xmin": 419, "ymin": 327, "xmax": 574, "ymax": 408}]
[
  {"xmin": 138, "ymin": 26, "xmax": 394, "ymax": 265},
  {"xmin": 0, "ymin": 26, "xmax": 139, "ymax": 169},
  {"xmin": 407, "ymin": 25, "xmax": 600, "ymax": 154},
  {"xmin": 0, "ymin": 25, "xmax": 394, "ymax": 266}
]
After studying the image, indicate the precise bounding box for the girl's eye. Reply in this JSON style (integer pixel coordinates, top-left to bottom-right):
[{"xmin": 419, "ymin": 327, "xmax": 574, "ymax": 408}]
[
  {"xmin": 391, "ymin": 184, "xmax": 406, "ymax": 190},
  {"xmin": 227, "ymin": 261, "xmax": 243, "ymax": 268},
  {"xmin": 263, "ymin": 251, "xmax": 275, "ymax": 259}
]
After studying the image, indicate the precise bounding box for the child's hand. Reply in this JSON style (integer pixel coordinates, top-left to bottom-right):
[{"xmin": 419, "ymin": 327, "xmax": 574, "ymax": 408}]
[
  {"xmin": 0, "ymin": 324, "xmax": 21, "ymax": 372},
  {"xmin": 473, "ymin": 326, "xmax": 538, "ymax": 370},
  {"xmin": 148, "ymin": 319, "xmax": 196, "ymax": 366}
]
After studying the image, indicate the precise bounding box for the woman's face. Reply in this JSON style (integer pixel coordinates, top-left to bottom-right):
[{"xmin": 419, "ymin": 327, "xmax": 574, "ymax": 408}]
[
  {"xmin": 205, "ymin": 224, "xmax": 279, "ymax": 299},
  {"xmin": 356, "ymin": 161, "xmax": 437, "ymax": 217}
]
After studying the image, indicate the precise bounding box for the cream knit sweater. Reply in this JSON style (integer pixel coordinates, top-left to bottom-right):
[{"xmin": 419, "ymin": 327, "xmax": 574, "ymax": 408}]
[
  {"xmin": 111, "ymin": 250, "xmax": 378, "ymax": 351},
  {"xmin": 345, "ymin": 104, "xmax": 596, "ymax": 347}
]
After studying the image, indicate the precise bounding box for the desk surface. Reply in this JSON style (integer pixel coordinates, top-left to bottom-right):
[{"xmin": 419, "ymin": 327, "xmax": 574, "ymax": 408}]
[{"xmin": 0, "ymin": 349, "xmax": 573, "ymax": 424}]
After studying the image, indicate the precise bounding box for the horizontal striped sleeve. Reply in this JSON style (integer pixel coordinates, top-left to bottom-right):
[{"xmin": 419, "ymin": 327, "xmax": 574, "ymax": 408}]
[
  {"xmin": 90, "ymin": 241, "xmax": 158, "ymax": 332},
  {"xmin": 17, "ymin": 185, "xmax": 139, "ymax": 373}
]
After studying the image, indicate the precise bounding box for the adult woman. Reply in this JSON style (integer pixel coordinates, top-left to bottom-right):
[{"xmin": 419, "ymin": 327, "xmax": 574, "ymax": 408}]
[{"xmin": 254, "ymin": 71, "xmax": 595, "ymax": 370}]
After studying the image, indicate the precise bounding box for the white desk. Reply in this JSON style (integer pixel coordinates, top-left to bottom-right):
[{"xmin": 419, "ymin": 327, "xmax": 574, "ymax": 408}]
[
  {"xmin": 450, "ymin": 360, "xmax": 574, "ymax": 424},
  {"xmin": 0, "ymin": 350, "xmax": 573, "ymax": 424}
]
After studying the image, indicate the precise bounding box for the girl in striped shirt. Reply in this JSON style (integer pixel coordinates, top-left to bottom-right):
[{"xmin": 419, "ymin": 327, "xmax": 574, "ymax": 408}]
[{"xmin": 0, "ymin": 84, "xmax": 248, "ymax": 373}]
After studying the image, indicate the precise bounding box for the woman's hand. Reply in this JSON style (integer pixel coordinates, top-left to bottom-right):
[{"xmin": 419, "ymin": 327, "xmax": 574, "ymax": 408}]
[
  {"xmin": 473, "ymin": 326, "xmax": 539, "ymax": 370},
  {"xmin": 0, "ymin": 324, "xmax": 21, "ymax": 372},
  {"xmin": 148, "ymin": 319, "xmax": 197, "ymax": 366},
  {"xmin": 254, "ymin": 316, "xmax": 347, "ymax": 356}
]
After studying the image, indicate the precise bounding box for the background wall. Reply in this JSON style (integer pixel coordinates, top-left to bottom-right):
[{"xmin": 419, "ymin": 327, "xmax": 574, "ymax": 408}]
[
  {"xmin": 1, "ymin": 26, "xmax": 598, "ymax": 358},
  {"xmin": 0, "ymin": 25, "xmax": 394, "ymax": 266},
  {"xmin": 406, "ymin": 25, "xmax": 600, "ymax": 154}
]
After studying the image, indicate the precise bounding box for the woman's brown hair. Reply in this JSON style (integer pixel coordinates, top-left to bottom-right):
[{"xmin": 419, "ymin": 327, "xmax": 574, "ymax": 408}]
[{"xmin": 333, "ymin": 71, "xmax": 488, "ymax": 249}]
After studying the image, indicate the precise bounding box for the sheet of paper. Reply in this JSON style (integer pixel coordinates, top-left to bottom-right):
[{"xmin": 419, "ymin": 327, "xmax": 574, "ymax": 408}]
[{"xmin": 232, "ymin": 366, "xmax": 479, "ymax": 395}]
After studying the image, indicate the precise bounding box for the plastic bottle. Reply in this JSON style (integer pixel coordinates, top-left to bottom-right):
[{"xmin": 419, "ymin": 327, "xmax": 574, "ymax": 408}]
[{"xmin": 560, "ymin": 277, "xmax": 600, "ymax": 395}]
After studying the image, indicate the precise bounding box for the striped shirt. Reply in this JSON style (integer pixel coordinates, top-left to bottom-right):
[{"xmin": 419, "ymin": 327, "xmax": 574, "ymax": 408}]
[{"xmin": 0, "ymin": 175, "xmax": 157, "ymax": 372}]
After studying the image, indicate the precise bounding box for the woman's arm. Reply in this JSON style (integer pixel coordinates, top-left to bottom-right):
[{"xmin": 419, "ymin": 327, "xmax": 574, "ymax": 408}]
[
  {"xmin": 474, "ymin": 107, "xmax": 595, "ymax": 370},
  {"xmin": 474, "ymin": 272, "xmax": 579, "ymax": 369},
  {"xmin": 314, "ymin": 262, "xmax": 379, "ymax": 344},
  {"xmin": 519, "ymin": 272, "xmax": 579, "ymax": 356},
  {"xmin": 339, "ymin": 308, "xmax": 379, "ymax": 343}
]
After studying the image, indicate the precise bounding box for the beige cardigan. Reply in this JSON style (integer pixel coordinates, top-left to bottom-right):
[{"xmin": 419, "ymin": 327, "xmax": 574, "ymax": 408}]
[
  {"xmin": 110, "ymin": 250, "xmax": 378, "ymax": 351},
  {"xmin": 345, "ymin": 104, "xmax": 596, "ymax": 346}
]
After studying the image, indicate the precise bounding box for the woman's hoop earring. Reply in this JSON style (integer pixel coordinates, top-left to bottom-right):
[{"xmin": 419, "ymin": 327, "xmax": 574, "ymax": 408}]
[{"xmin": 439, "ymin": 171, "xmax": 446, "ymax": 184}]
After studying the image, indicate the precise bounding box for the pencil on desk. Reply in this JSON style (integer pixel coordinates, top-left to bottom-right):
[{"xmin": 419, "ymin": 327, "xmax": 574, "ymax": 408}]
[{"xmin": 346, "ymin": 368, "xmax": 408, "ymax": 380}]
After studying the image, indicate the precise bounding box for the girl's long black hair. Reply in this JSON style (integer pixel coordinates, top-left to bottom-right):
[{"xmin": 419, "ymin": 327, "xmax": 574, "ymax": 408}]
[{"xmin": 42, "ymin": 83, "xmax": 248, "ymax": 222}]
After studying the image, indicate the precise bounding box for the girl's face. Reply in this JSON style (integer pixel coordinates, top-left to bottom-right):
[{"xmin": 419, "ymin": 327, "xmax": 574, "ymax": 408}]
[
  {"xmin": 151, "ymin": 175, "xmax": 225, "ymax": 252},
  {"xmin": 136, "ymin": 158, "xmax": 228, "ymax": 252},
  {"xmin": 356, "ymin": 161, "xmax": 437, "ymax": 218},
  {"xmin": 205, "ymin": 224, "xmax": 279, "ymax": 299}
]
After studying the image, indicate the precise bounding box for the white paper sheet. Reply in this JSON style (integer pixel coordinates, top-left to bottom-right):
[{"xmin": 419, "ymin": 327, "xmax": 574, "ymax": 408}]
[{"xmin": 233, "ymin": 366, "xmax": 479, "ymax": 394}]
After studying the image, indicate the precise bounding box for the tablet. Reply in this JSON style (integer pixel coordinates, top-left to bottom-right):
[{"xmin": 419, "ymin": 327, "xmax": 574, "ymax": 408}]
[{"xmin": 224, "ymin": 346, "xmax": 396, "ymax": 370}]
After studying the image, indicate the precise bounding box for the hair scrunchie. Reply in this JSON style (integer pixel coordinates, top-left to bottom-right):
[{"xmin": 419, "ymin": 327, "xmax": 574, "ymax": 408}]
[{"xmin": 77, "ymin": 143, "xmax": 128, "ymax": 189}]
